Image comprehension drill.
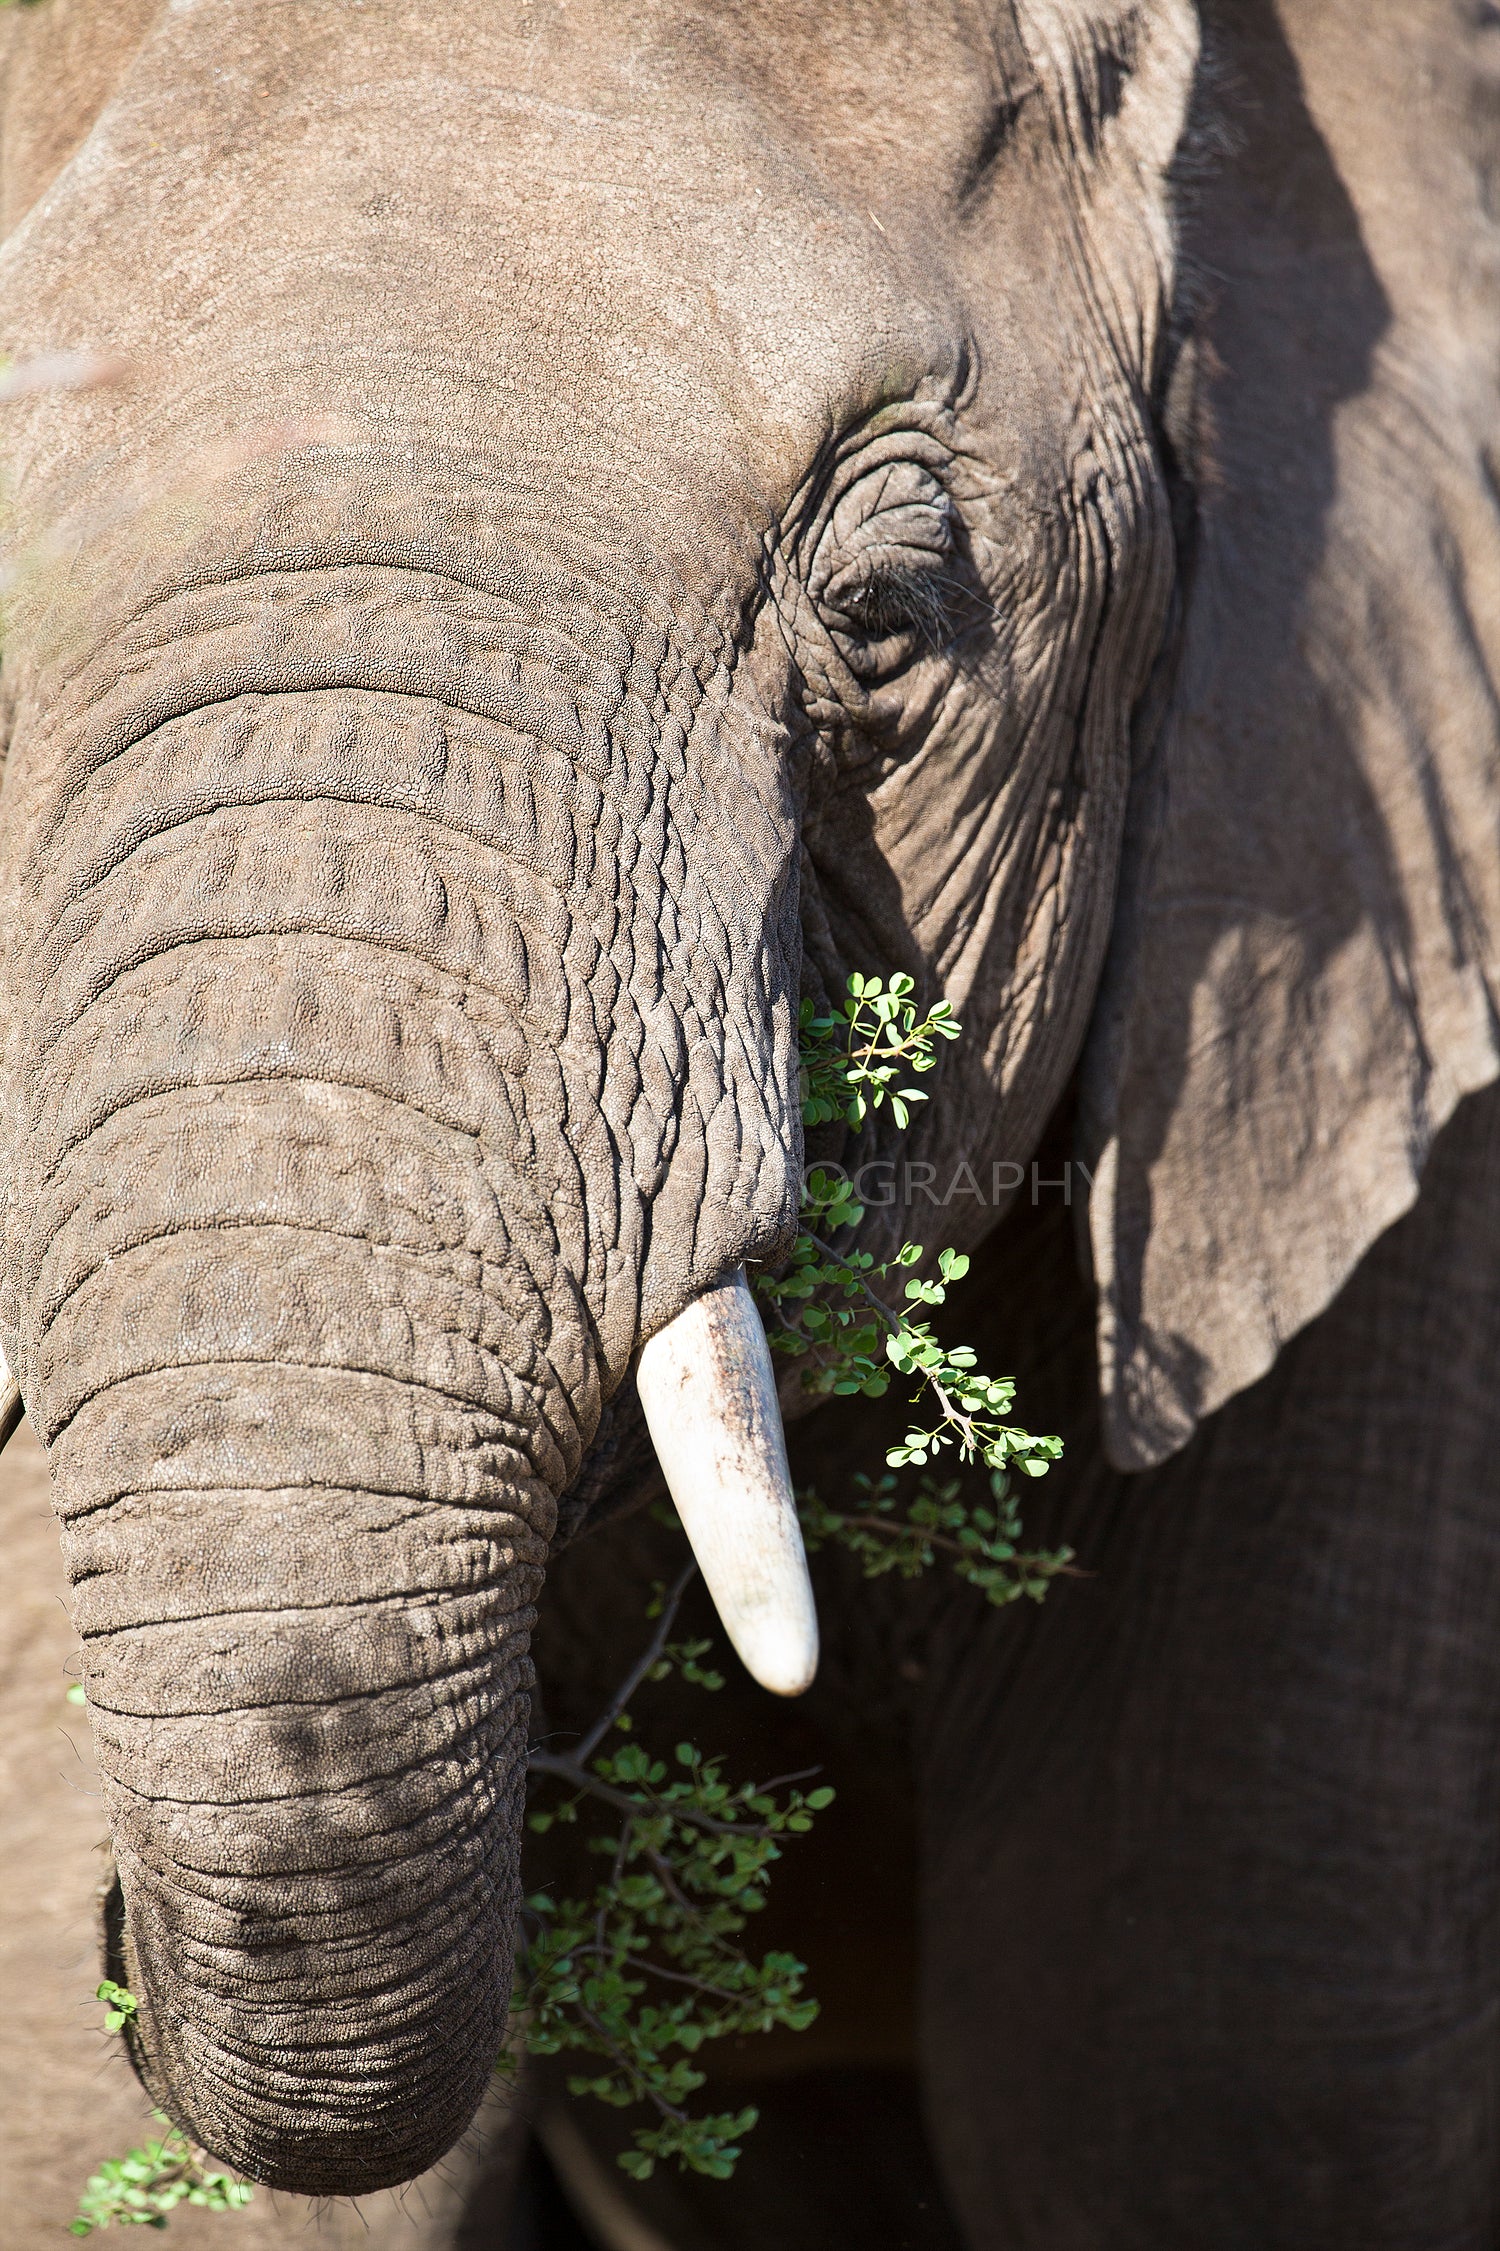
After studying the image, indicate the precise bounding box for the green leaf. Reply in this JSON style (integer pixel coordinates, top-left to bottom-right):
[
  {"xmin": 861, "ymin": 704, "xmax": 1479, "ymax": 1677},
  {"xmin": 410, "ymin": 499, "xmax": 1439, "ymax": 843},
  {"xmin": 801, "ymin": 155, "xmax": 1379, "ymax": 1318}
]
[{"xmin": 71, "ymin": 2129, "xmax": 252, "ymax": 2234}]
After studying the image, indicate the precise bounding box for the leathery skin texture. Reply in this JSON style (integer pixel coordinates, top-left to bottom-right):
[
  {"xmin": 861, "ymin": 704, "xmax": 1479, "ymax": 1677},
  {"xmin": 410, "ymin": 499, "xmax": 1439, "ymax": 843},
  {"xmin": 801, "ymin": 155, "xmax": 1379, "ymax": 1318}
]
[
  {"xmin": 43, "ymin": 0, "xmax": 1495, "ymax": 2214},
  {"xmin": 3, "ymin": 0, "xmax": 1500, "ymax": 2232},
  {"xmin": 0, "ymin": 0, "xmax": 1192, "ymax": 2204}
]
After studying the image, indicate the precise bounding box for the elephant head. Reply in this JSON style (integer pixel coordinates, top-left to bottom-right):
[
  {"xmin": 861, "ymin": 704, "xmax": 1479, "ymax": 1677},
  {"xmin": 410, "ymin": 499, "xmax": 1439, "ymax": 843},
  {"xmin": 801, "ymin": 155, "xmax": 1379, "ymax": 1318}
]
[{"xmin": 2, "ymin": 0, "xmax": 1498, "ymax": 2200}]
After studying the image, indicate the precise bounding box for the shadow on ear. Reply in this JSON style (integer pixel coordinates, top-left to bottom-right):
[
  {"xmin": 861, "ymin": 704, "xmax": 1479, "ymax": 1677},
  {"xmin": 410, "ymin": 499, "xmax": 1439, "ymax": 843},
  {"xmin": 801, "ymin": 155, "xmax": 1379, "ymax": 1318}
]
[{"xmin": 1083, "ymin": 0, "xmax": 1500, "ymax": 1471}]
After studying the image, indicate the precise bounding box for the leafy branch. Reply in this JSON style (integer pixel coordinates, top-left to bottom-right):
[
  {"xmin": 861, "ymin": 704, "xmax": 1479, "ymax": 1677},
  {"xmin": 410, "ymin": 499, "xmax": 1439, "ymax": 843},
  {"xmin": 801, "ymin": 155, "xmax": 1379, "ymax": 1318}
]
[
  {"xmin": 800, "ymin": 1468, "xmax": 1080, "ymax": 1607},
  {"xmin": 797, "ymin": 970, "xmax": 959, "ymax": 1131},
  {"xmin": 512, "ymin": 1564, "xmax": 832, "ymax": 2182},
  {"xmin": 70, "ymin": 2118, "xmax": 252, "ymax": 2236},
  {"xmin": 761, "ymin": 971, "xmax": 1066, "ymax": 1492}
]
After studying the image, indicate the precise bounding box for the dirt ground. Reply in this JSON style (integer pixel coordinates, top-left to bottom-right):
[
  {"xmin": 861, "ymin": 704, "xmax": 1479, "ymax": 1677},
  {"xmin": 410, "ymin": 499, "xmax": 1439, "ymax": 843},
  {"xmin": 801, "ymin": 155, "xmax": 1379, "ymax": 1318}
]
[{"xmin": 0, "ymin": 1422, "xmax": 524, "ymax": 2248}]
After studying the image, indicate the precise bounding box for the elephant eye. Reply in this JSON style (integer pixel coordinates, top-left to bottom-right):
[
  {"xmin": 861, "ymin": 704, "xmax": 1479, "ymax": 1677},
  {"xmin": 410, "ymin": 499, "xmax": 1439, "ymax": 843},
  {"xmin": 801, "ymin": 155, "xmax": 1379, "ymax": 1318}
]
[
  {"xmin": 813, "ymin": 460, "xmax": 958, "ymax": 680},
  {"xmin": 834, "ymin": 565, "xmax": 948, "ymax": 642}
]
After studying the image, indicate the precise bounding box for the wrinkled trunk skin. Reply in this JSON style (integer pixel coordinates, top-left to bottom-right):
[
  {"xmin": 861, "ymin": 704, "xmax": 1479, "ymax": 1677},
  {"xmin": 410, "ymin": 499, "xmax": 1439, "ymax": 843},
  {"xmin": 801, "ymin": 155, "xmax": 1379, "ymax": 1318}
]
[{"xmin": 0, "ymin": 490, "xmax": 801, "ymax": 2187}]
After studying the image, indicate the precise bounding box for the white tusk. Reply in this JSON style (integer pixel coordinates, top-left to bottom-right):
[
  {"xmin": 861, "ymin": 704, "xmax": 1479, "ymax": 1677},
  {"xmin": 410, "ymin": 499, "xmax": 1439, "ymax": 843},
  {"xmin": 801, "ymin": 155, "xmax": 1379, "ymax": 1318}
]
[
  {"xmin": 636, "ymin": 1268, "xmax": 819, "ymax": 1697},
  {"xmin": 0, "ymin": 1338, "xmax": 22, "ymax": 1454}
]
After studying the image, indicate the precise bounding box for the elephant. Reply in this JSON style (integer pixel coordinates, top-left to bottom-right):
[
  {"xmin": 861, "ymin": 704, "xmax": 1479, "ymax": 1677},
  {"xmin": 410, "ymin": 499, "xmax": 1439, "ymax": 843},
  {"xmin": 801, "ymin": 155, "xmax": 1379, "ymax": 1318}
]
[{"xmin": 1, "ymin": 0, "xmax": 1498, "ymax": 2243}]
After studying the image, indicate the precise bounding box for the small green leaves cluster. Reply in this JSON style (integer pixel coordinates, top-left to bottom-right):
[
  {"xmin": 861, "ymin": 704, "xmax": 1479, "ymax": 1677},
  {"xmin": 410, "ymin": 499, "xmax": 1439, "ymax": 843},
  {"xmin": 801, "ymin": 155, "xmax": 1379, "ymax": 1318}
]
[
  {"xmin": 754, "ymin": 1172, "xmax": 907, "ymax": 1400},
  {"xmin": 761, "ymin": 1222, "xmax": 1060, "ymax": 1487},
  {"xmin": 74, "ymin": 1996, "xmax": 256, "ymax": 2232},
  {"xmin": 71, "ymin": 2118, "xmax": 252, "ymax": 2235},
  {"xmin": 800, "ymin": 1468, "xmax": 1076, "ymax": 1607},
  {"xmin": 96, "ymin": 1979, "xmax": 137, "ymax": 2035},
  {"xmin": 761, "ymin": 972, "xmax": 1065, "ymax": 1513},
  {"xmin": 798, "ymin": 972, "xmax": 958, "ymax": 1131},
  {"xmin": 881, "ymin": 1266, "xmax": 1063, "ymax": 1481},
  {"xmin": 513, "ymin": 1569, "xmax": 832, "ymax": 2182}
]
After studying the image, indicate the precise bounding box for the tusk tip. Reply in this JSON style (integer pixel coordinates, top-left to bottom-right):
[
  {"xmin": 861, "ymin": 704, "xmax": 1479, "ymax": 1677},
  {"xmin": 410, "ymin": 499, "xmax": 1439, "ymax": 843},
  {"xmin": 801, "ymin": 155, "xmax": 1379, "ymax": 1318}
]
[{"xmin": 741, "ymin": 1625, "xmax": 820, "ymax": 1699}]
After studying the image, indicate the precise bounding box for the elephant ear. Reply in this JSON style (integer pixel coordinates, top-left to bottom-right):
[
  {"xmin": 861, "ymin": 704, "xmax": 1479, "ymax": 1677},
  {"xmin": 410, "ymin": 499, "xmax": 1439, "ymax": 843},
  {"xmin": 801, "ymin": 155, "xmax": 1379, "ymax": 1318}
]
[{"xmin": 1083, "ymin": 0, "xmax": 1500, "ymax": 1470}]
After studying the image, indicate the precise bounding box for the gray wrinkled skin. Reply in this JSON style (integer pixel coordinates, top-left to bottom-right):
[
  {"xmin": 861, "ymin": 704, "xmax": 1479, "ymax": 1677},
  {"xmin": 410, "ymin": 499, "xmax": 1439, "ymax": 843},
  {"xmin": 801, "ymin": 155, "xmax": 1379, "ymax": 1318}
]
[{"xmin": 2, "ymin": 0, "xmax": 1499, "ymax": 2238}]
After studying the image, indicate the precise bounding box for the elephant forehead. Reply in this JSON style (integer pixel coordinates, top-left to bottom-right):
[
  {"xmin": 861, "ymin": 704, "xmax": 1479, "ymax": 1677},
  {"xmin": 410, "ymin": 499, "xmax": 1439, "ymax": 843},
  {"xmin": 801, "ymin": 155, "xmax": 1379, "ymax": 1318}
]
[
  {"xmin": 0, "ymin": 0, "xmax": 1188, "ymax": 562},
  {"xmin": 0, "ymin": 0, "xmax": 1197, "ymax": 734},
  {"xmin": 0, "ymin": 0, "xmax": 959, "ymax": 516}
]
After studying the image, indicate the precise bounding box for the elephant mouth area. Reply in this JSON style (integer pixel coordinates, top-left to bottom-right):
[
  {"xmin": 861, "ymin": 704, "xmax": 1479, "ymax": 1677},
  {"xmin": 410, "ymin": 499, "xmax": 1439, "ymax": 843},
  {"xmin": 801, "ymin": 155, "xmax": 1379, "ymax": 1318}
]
[{"xmin": 554, "ymin": 1372, "xmax": 665, "ymax": 1545}]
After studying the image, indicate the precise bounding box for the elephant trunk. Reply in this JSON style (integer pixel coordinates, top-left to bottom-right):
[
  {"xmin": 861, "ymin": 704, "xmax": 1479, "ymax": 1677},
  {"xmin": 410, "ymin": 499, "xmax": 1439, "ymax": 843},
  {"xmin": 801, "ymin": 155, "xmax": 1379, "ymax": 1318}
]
[
  {"xmin": 1, "ymin": 528, "xmax": 803, "ymax": 2188},
  {"xmin": 32, "ymin": 1060, "xmax": 589, "ymax": 2191},
  {"xmin": 67, "ymin": 1345, "xmax": 550, "ymax": 2192}
]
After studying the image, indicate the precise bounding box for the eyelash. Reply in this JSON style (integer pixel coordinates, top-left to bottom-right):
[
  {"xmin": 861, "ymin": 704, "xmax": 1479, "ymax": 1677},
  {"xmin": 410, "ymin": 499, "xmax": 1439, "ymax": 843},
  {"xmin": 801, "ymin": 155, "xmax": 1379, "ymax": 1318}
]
[{"xmin": 836, "ymin": 566, "xmax": 952, "ymax": 644}]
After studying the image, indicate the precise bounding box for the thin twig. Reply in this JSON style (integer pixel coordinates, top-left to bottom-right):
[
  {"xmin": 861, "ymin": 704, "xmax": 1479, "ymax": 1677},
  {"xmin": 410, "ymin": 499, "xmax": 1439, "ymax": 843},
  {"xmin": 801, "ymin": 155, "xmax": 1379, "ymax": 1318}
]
[
  {"xmin": 743, "ymin": 1765, "xmax": 823, "ymax": 1794},
  {"xmin": 525, "ymin": 1750, "xmax": 780, "ymax": 1840},
  {"xmin": 639, "ymin": 1843, "xmax": 713, "ymax": 1924},
  {"xmin": 571, "ymin": 1559, "xmax": 699, "ymax": 1766},
  {"xmin": 575, "ymin": 1942, "xmax": 740, "ymax": 2002},
  {"xmin": 820, "ymin": 1511, "xmax": 968, "ymax": 1554},
  {"xmin": 802, "ymin": 1234, "xmax": 901, "ymax": 1330},
  {"xmin": 571, "ymin": 1999, "xmax": 690, "ymax": 2123},
  {"xmin": 525, "ymin": 1752, "xmax": 645, "ymax": 1821},
  {"xmin": 818, "ymin": 1512, "xmax": 1088, "ymax": 1577},
  {"xmin": 598, "ymin": 1820, "xmax": 632, "ymax": 1958}
]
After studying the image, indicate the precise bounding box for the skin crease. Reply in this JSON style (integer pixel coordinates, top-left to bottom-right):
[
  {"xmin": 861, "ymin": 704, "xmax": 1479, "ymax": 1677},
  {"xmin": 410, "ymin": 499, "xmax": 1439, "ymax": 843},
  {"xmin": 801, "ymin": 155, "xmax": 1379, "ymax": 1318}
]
[{"xmin": 1, "ymin": 0, "xmax": 1500, "ymax": 2245}]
